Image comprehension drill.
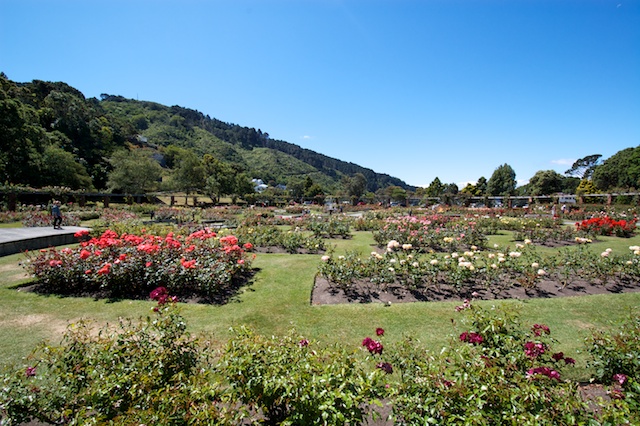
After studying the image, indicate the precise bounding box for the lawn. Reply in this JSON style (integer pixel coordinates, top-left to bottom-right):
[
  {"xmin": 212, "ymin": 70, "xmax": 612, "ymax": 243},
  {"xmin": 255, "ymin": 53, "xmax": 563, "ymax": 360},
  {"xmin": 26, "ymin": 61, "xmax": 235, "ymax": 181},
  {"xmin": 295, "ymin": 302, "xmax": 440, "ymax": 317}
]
[{"xmin": 1, "ymin": 229, "xmax": 639, "ymax": 383}]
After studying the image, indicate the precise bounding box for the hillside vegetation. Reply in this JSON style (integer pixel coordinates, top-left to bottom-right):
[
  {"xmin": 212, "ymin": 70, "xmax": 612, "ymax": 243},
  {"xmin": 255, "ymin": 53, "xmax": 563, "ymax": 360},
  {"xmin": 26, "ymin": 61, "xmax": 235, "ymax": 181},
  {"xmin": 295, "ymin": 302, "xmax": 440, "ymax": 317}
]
[{"xmin": 0, "ymin": 73, "xmax": 412, "ymax": 194}]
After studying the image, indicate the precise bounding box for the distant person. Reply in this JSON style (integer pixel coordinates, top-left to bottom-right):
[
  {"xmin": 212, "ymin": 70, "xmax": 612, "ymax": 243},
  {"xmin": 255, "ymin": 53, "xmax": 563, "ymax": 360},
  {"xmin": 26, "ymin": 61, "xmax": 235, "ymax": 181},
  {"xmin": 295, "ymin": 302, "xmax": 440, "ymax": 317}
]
[
  {"xmin": 51, "ymin": 200, "xmax": 62, "ymax": 229},
  {"xmin": 551, "ymin": 205, "xmax": 557, "ymax": 218},
  {"xmin": 561, "ymin": 204, "xmax": 567, "ymax": 215}
]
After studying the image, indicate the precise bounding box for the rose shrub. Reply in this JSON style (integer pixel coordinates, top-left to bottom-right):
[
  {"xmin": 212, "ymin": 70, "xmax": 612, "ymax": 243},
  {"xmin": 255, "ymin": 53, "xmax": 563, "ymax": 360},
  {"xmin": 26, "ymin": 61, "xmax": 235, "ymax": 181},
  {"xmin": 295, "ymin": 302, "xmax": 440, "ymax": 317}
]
[
  {"xmin": 24, "ymin": 228, "xmax": 253, "ymax": 302},
  {"xmin": 0, "ymin": 294, "xmax": 243, "ymax": 425},
  {"xmin": 1, "ymin": 298, "xmax": 639, "ymax": 424}
]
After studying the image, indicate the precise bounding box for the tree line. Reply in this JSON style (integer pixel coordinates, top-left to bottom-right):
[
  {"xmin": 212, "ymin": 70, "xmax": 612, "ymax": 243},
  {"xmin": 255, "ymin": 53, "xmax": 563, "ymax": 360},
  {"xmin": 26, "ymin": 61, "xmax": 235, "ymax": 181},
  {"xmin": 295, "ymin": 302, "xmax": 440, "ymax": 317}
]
[{"xmin": 2, "ymin": 73, "xmax": 639, "ymax": 206}]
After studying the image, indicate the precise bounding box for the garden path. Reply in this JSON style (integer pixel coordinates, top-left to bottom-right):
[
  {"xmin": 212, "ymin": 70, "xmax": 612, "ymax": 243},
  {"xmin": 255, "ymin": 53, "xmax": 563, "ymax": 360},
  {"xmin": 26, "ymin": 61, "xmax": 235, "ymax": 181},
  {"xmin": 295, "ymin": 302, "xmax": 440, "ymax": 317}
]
[{"xmin": 0, "ymin": 226, "xmax": 90, "ymax": 257}]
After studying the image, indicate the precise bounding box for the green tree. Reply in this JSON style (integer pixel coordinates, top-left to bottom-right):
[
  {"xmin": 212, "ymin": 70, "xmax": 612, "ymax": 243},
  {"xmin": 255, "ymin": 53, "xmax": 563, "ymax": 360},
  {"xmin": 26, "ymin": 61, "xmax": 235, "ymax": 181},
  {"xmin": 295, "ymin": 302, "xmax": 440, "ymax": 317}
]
[
  {"xmin": 527, "ymin": 170, "xmax": 564, "ymax": 196},
  {"xmin": 387, "ymin": 185, "xmax": 407, "ymax": 203},
  {"xmin": 202, "ymin": 154, "xmax": 236, "ymax": 202},
  {"xmin": 561, "ymin": 177, "xmax": 580, "ymax": 194},
  {"xmin": 487, "ymin": 164, "xmax": 516, "ymax": 196},
  {"xmin": 107, "ymin": 149, "xmax": 162, "ymax": 194},
  {"xmin": 286, "ymin": 179, "xmax": 305, "ymax": 200},
  {"xmin": 0, "ymin": 80, "xmax": 47, "ymax": 185},
  {"xmin": 461, "ymin": 183, "xmax": 477, "ymax": 195},
  {"xmin": 305, "ymin": 183, "xmax": 325, "ymax": 199},
  {"xmin": 576, "ymin": 179, "xmax": 599, "ymax": 195},
  {"xmin": 442, "ymin": 182, "xmax": 459, "ymax": 195},
  {"xmin": 592, "ymin": 147, "xmax": 640, "ymax": 191},
  {"xmin": 232, "ymin": 172, "xmax": 255, "ymax": 203},
  {"xmin": 425, "ymin": 177, "xmax": 444, "ymax": 197},
  {"xmin": 475, "ymin": 176, "xmax": 487, "ymax": 195},
  {"xmin": 172, "ymin": 151, "xmax": 206, "ymax": 203},
  {"xmin": 343, "ymin": 173, "xmax": 367, "ymax": 202},
  {"xmin": 304, "ymin": 176, "xmax": 314, "ymax": 194},
  {"xmin": 565, "ymin": 154, "xmax": 601, "ymax": 179},
  {"xmin": 42, "ymin": 144, "xmax": 94, "ymax": 190}
]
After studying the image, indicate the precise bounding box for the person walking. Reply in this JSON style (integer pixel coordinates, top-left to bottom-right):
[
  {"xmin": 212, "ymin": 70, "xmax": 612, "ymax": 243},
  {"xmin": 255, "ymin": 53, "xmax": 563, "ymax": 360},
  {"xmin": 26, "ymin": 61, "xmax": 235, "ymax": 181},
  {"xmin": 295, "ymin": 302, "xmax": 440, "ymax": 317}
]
[{"xmin": 51, "ymin": 200, "xmax": 62, "ymax": 229}]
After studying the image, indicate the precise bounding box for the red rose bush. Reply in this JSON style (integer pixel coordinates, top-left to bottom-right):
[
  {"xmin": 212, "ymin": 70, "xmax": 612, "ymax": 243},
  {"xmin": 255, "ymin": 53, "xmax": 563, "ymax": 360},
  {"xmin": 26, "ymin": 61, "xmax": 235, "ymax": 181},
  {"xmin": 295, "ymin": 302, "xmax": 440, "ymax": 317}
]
[{"xmin": 24, "ymin": 228, "xmax": 254, "ymax": 302}]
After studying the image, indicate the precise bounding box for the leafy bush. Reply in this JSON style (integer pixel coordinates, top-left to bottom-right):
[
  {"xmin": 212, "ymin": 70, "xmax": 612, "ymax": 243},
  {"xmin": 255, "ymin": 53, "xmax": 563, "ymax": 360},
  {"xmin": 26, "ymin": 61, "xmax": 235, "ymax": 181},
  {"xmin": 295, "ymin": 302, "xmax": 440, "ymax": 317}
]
[
  {"xmin": 372, "ymin": 215, "xmax": 487, "ymax": 252},
  {"xmin": 21, "ymin": 211, "xmax": 81, "ymax": 227},
  {"xmin": 576, "ymin": 216, "xmax": 637, "ymax": 238},
  {"xmin": 386, "ymin": 303, "xmax": 591, "ymax": 424},
  {"xmin": 23, "ymin": 229, "xmax": 253, "ymax": 302},
  {"xmin": 586, "ymin": 312, "xmax": 640, "ymax": 384},
  {"xmin": 221, "ymin": 327, "xmax": 386, "ymax": 425},
  {"xmin": 0, "ymin": 295, "xmax": 241, "ymax": 425},
  {"xmin": 585, "ymin": 312, "xmax": 640, "ymax": 424},
  {"xmin": 234, "ymin": 225, "xmax": 325, "ymax": 253},
  {"xmin": 2, "ymin": 299, "xmax": 639, "ymax": 424}
]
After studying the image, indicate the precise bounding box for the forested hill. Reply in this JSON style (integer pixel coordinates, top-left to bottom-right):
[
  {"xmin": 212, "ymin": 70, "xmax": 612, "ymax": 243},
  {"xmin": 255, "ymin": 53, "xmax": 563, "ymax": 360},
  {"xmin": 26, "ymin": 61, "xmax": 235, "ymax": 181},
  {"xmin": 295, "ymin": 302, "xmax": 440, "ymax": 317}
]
[
  {"xmin": 100, "ymin": 94, "xmax": 411, "ymax": 192},
  {"xmin": 0, "ymin": 71, "xmax": 413, "ymax": 193}
]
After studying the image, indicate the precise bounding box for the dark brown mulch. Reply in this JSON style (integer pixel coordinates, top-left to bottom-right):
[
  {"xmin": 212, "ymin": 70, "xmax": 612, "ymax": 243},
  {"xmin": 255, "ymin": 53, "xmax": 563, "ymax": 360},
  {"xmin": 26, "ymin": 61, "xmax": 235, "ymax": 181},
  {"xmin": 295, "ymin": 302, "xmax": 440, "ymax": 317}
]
[{"xmin": 311, "ymin": 276, "xmax": 640, "ymax": 306}]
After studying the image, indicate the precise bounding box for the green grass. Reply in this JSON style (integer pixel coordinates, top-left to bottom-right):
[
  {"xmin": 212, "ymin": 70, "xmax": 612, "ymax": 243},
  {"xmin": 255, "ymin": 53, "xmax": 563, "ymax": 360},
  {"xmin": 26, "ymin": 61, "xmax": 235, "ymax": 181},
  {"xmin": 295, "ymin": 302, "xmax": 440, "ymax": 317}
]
[
  {"xmin": 1, "ymin": 230, "xmax": 639, "ymax": 383},
  {"xmin": 0, "ymin": 222, "xmax": 23, "ymax": 228}
]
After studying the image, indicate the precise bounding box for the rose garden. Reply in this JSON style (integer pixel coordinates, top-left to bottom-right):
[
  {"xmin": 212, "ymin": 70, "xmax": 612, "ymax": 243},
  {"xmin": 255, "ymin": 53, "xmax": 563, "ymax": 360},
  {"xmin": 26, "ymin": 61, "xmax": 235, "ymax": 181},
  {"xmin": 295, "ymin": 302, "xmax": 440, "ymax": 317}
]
[{"xmin": 0, "ymin": 203, "xmax": 639, "ymax": 425}]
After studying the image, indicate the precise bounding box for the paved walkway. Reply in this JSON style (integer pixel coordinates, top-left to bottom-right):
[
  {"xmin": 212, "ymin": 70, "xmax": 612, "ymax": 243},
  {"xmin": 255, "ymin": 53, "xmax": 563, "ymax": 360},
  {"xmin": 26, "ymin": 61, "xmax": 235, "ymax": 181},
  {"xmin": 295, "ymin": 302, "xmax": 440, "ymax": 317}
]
[{"xmin": 0, "ymin": 226, "xmax": 91, "ymax": 256}]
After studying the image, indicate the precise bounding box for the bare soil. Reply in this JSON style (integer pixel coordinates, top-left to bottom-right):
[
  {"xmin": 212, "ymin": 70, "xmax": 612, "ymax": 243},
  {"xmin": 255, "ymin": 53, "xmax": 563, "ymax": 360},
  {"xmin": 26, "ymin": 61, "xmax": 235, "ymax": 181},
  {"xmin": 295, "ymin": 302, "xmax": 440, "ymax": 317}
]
[{"xmin": 311, "ymin": 275, "xmax": 640, "ymax": 306}]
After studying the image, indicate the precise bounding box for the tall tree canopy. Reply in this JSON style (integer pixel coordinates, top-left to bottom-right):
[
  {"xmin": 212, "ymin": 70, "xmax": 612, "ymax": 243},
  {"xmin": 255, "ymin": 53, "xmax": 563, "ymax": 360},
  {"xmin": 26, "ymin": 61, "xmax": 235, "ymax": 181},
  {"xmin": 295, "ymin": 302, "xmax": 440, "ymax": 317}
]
[
  {"xmin": 527, "ymin": 170, "xmax": 564, "ymax": 196},
  {"xmin": 565, "ymin": 154, "xmax": 601, "ymax": 179},
  {"xmin": 425, "ymin": 177, "xmax": 444, "ymax": 197},
  {"xmin": 107, "ymin": 148, "xmax": 162, "ymax": 194},
  {"xmin": 592, "ymin": 147, "xmax": 640, "ymax": 191},
  {"xmin": 486, "ymin": 164, "xmax": 516, "ymax": 196},
  {"xmin": 343, "ymin": 173, "xmax": 367, "ymax": 201}
]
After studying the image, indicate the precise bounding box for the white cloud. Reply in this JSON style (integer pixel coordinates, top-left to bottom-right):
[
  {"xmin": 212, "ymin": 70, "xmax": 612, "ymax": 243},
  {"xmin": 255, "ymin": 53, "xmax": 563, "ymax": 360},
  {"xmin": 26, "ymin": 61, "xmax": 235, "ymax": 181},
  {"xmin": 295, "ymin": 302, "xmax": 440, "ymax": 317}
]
[
  {"xmin": 302, "ymin": 135, "xmax": 312, "ymax": 140},
  {"xmin": 550, "ymin": 158, "xmax": 575, "ymax": 166}
]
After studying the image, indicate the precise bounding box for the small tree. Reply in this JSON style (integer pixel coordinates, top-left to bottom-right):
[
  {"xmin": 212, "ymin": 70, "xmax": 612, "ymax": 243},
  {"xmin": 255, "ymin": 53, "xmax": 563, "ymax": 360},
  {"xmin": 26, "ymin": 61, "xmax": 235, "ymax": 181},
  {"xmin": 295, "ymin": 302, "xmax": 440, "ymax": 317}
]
[
  {"xmin": 527, "ymin": 170, "xmax": 564, "ymax": 196},
  {"xmin": 487, "ymin": 164, "xmax": 516, "ymax": 196},
  {"xmin": 107, "ymin": 148, "xmax": 162, "ymax": 194},
  {"xmin": 172, "ymin": 151, "xmax": 206, "ymax": 205}
]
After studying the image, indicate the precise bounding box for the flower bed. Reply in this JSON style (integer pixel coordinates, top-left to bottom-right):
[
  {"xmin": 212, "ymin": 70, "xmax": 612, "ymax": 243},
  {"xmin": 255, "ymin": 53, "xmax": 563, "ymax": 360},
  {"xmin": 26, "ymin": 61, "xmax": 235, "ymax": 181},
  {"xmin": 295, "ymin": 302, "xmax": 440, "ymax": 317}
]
[
  {"xmin": 372, "ymin": 215, "xmax": 487, "ymax": 252},
  {"xmin": 576, "ymin": 216, "xmax": 637, "ymax": 238},
  {"xmin": 317, "ymin": 241, "xmax": 640, "ymax": 302},
  {"xmin": 1, "ymin": 296, "xmax": 636, "ymax": 424},
  {"xmin": 21, "ymin": 211, "xmax": 81, "ymax": 227},
  {"xmin": 23, "ymin": 228, "xmax": 254, "ymax": 303},
  {"xmin": 234, "ymin": 225, "xmax": 325, "ymax": 254}
]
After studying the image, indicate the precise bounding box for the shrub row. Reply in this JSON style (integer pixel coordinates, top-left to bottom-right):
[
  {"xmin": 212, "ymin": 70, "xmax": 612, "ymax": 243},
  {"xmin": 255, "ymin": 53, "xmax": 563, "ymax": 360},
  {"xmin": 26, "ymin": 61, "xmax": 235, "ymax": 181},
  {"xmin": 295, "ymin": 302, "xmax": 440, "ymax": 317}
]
[{"xmin": 1, "ymin": 297, "xmax": 637, "ymax": 425}]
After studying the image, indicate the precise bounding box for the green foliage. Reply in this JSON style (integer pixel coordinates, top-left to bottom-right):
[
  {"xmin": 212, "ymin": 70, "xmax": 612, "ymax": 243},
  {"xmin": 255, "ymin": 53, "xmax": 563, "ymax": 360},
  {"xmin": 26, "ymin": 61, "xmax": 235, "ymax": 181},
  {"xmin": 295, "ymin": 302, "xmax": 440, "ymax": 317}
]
[
  {"xmin": 107, "ymin": 148, "xmax": 163, "ymax": 193},
  {"xmin": 586, "ymin": 312, "xmax": 640, "ymax": 383},
  {"xmin": 2, "ymin": 75, "xmax": 413, "ymax": 195},
  {"xmin": 235, "ymin": 225, "xmax": 325, "ymax": 254},
  {"xmin": 592, "ymin": 147, "xmax": 640, "ymax": 191},
  {"xmin": 0, "ymin": 76, "xmax": 129, "ymax": 189},
  {"xmin": 565, "ymin": 154, "xmax": 602, "ymax": 180},
  {"xmin": 487, "ymin": 163, "xmax": 517, "ymax": 196},
  {"xmin": 0, "ymin": 301, "xmax": 241, "ymax": 425},
  {"xmin": 23, "ymin": 229, "xmax": 253, "ymax": 302},
  {"xmin": 221, "ymin": 327, "xmax": 385, "ymax": 425},
  {"xmin": 387, "ymin": 304, "xmax": 591, "ymax": 425},
  {"xmin": 585, "ymin": 312, "xmax": 640, "ymax": 424},
  {"xmin": 294, "ymin": 215, "xmax": 352, "ymax": 239},
  {"xmin": 527, "ymin": 169, "xmax": 565, "ymax": 196}
]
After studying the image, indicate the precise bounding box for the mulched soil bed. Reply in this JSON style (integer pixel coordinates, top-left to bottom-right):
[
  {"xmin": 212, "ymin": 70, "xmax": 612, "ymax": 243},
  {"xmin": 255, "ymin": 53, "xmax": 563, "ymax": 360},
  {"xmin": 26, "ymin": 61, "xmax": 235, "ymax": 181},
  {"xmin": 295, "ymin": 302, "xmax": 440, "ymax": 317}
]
[{"xmin": 311, "ymin": 275, "xmax": 640, "ymax": 306}]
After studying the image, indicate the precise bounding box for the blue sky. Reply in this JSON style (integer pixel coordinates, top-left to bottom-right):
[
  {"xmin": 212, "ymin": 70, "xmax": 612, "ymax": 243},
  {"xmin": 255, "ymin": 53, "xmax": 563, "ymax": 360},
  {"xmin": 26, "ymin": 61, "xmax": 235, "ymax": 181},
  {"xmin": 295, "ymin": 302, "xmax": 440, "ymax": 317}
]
[{"xmin": 2, "ymin": 0, "xmax": 639, "ymax": 188}]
